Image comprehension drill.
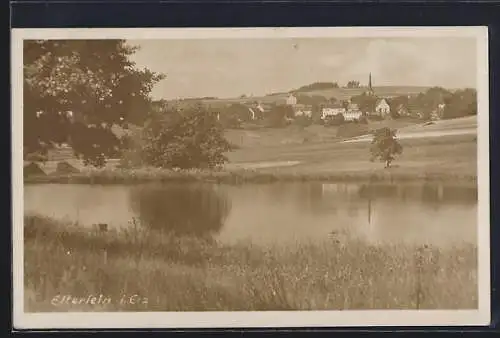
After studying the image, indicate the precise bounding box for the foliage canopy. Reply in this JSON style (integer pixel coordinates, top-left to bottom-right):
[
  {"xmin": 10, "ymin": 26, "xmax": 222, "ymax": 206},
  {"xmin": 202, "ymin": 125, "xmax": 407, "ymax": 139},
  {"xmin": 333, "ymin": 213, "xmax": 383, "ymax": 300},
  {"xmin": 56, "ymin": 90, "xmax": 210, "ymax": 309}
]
[
  {"xmin": 140, "ymin": 104, "xmax": 232, "ymax": 169},
  {"xmin": 24, "ymin": 40, "xmax": 165, "ymax": 167},
  {"xmin": 370, "ymin": 127, "xmax": 403, "ymax": 168}
]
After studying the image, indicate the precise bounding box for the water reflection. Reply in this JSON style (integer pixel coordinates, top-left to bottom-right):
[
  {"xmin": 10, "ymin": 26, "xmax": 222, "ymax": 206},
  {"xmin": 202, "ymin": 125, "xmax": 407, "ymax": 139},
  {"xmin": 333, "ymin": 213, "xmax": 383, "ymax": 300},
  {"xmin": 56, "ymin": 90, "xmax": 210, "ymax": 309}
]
[
  {"xmin": 129, "ymin": 183, "xmax": 231, "ymax": 237},
  {"xmin": 356, "ymin": 183, "xmax": 477, "ymax": 205},
  {"xmin": 24, "ymin": 181, "xmax": 478, "ymax": 247}
]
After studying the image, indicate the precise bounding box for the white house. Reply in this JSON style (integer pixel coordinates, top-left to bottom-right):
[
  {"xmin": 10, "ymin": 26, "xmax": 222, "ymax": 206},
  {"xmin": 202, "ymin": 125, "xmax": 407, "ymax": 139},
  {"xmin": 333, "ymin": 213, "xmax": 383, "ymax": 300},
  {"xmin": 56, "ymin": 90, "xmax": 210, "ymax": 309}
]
[
  {"xmin": 292, "ymin": 104, "xmax": 312, "ymax": 118},
  {"xmin": 321, "ymin": 107, "xmax": 345, "ymax": 120},
  {"xmin": 295, "ymin": 109, "xmax": 312, "ymax": 118},
  {"xmin": 256, "ymin": 103, "xmax": 266, "ymax": 113},
  {"xmin": 437, "ymin": 103, "xmax": 446, "ymax": 119},
  {"xmin": 344, "ymin": 103, "xmax": 363, "ymax": 121},
  {"xmin": 247, "ymin": 108, "xmax": 256, "ymax": 120},
  {"xmin": 246, "ymin": 102, "xmax": 271, "ymax": 120},
  {"xmin": 430, "ymin": 103, "xmax": 446, "ymax": 121},
  {"xmin": 374, "ymin": 98, "xmax": 391, "ymax": 118},
  {"xmin": 286, "ymin": 94, "xmax": 298, "ymax": 106},
  {"xmin": 343, "ymin": 110, "xmax": 363, "ymax": 121}
]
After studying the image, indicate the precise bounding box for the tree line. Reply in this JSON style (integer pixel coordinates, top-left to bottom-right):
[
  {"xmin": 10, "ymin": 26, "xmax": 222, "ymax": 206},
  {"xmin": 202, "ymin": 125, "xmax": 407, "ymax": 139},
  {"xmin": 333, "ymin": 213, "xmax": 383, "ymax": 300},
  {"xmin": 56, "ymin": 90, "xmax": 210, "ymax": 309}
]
[
  {"xmin": 293, "ymin": 82, "xmax": 339, "ymax": 92},
  {"xmin": 349, "ymin": 87, "xmax": 477, "ymax": 120}
]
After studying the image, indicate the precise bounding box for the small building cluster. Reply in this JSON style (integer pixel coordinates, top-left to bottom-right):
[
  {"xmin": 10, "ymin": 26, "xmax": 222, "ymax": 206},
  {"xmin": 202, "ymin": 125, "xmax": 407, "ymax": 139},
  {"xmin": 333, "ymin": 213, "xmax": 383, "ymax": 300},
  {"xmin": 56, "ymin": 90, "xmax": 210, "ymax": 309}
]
[
  {"xmin": 320, "ymin": 102, "xmax": 363, "ymax": 122},
  {"xmin": 212, "ymin": 73, "xmax": 448, "ymax": 124},
  {"xmin": 235, "ymin": 94, "xmax": 315, "ymax": 121},
  {"xmin": 394, "ymin": 101, "xmax": 446, "ymax": 120},
  {"xmin": 319, "ymin": 73, "xmax": 393, "ymax": 122}
]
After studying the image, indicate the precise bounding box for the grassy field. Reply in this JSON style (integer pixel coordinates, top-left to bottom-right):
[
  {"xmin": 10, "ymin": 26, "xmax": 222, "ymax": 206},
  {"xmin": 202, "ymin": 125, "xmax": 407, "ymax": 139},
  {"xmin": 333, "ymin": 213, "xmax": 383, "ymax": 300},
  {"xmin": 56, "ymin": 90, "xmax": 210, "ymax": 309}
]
[
  {"xmin": 24, "ymin": 133, "xmax": 477, "ymax": 185},
  {"xmin": 24, "ymin": 215, "xmax": 478, "ymax": 312},
  {"xmin": 227, "ymin": 133, "xmax": 476, "ymax": 173},
  {"xmin": 224, "ymin": 119, "xmax": 422, "ymax": 148}
]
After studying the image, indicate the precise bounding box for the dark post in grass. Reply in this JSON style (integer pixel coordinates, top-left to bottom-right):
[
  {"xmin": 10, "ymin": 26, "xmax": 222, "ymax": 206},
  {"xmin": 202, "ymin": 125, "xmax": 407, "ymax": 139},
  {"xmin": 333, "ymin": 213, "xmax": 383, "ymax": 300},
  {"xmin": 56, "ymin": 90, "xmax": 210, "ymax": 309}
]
[
  {"xmin": 367, "ymin": 197, "xmax": 372, "ymax": 224},
  {"xmin": 415, "ymin": 246, "xmax": 424, "ymax": 309},
  {"xmin": 129, "ymin": 217, "xmax": 147, "ymax": 270},
  {"xmin": 414, "ymin": 244, "xmax": 435, "ymax": 309},
  {"xmin": 94, "ymin": 223, "xmax": 109, "ymax": 265}
]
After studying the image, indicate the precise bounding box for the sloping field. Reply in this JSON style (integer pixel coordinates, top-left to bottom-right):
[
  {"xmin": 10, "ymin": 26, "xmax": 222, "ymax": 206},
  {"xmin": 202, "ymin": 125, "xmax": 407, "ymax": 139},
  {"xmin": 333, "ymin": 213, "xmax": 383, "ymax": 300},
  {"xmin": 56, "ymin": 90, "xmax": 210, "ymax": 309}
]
[
  {"xmin": 295, "ymin": 86, "xmax": 431, "ymax": 101},
  {"xmin": 226, "ymin": 133, "xmax": 476, "ymax": 178},
  {"xmin": 399, "ymin": 116, "xmax": 477, "ymax": 133},
  {"xmin": 343, "ymin": 116, "xmax": 477, "ymax": 143},
  {"xmin": 201, "ymin": 93, "xmax": 289, "ymax": 107},
  {"xmin": 224, "ymin": 119, "xmax": 422, "ymax": 149},
  {"xmin": 199, "ymin": 86, "xmax": 432, "ymax": 107},
  {"xmin": 224, "ymin": 125, "xmax": 338, "ymax": 149}
]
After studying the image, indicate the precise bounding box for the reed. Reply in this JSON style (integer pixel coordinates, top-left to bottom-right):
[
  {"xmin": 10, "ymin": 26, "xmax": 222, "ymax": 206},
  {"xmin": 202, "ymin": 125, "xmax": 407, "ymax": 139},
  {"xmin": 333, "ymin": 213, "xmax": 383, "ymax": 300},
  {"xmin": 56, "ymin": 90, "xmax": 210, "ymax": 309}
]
[
  {"xmin": 23, "ymin": 166, "xmax": 477, "ymax": 185},
  {"xmin": 24, "ymin": 215, "xmax": 478, "ymax": 312}
]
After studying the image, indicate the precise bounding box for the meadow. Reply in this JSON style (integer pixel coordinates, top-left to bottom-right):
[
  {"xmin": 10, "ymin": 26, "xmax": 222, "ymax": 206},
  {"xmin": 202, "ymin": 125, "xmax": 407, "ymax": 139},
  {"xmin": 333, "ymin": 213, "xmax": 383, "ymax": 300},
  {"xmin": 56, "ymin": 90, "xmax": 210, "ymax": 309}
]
[
  {"xmin": 24, "ymin": 215, "xmax": 478, "ymax": 312},
  {"xmin": 25, "ymin": 132, "xmax": 477, "ymax": 185}
]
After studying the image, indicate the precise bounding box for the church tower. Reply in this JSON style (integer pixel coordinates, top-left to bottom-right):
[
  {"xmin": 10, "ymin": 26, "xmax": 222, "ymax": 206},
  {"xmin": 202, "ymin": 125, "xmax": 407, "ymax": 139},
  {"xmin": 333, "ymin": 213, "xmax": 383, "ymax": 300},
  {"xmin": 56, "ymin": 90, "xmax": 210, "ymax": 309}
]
[{"xmin": 367, "ymin": 72, "xmax": 374, "ymax": 96}]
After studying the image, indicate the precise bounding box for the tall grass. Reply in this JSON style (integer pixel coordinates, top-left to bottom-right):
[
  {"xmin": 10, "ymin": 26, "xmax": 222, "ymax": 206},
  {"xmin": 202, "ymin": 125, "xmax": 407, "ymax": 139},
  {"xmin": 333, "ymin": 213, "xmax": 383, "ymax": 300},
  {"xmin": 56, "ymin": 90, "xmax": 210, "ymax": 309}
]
[
  {"xmin": 24, "ymin": 215, "xmax": 478, "ymax": 312},
  {"xmin": 23, "ymin": 166, "xmax": 477, "ymax": 185}
]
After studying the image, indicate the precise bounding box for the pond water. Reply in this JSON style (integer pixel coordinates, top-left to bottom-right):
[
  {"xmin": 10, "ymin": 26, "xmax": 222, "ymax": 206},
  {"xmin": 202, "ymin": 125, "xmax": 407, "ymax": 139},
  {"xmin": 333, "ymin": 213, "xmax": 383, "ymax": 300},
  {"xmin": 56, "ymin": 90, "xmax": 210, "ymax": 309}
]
[{"xmin": 23, "ymin": 182, "xmax": 478, "ymax": 247}]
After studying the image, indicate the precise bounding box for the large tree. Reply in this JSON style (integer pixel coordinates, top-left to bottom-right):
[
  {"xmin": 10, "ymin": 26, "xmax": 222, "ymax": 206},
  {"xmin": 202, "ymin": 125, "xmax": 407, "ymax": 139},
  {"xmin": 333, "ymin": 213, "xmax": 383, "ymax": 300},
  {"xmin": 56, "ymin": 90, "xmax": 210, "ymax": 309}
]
[
  {"xmin": 350, "ymin": 93, "xmax": 378, "ymax": 114},
  {"xmin": 140, "ymin": 104, "xmax": 232, "ymax": 169},
  {"xmin": 23, "ymin": 40, "xmax": 165, "ymax": 167},
  {"xmin": 370, "ymin": 127, "xmax": 403, "ymax": 168}
]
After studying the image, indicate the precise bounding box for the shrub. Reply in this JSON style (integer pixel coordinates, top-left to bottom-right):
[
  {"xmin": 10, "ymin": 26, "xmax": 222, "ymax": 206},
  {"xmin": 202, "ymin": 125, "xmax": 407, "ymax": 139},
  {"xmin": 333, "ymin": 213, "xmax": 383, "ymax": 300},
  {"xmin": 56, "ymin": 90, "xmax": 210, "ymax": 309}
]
[
  {"xmin": 324, "ymin": 114, "xmax": 345, "ymax": 127},
  {"xmin": 263, "ymin": 105, "xmax": 294, "ymax": 128}
]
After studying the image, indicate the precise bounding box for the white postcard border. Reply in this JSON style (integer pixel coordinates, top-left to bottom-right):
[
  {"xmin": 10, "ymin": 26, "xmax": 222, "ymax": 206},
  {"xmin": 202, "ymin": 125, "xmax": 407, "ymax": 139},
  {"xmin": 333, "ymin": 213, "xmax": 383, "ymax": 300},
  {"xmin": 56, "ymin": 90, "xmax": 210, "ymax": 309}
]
[{"xmin": 11, "ymin": 26, "xmax": 491, "ymax": 329}]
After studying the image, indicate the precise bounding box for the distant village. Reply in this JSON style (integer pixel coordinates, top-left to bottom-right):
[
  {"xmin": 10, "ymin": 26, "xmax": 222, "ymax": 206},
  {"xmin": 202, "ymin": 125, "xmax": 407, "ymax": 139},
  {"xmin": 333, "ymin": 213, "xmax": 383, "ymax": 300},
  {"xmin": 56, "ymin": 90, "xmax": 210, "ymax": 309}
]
[
  {"xmin": 150, "ymin": 73, "xmax": 476, "ymax": 130},
  {"xmin": 220, "ymin": 73, "xmax": 448, "ymax": 125}
]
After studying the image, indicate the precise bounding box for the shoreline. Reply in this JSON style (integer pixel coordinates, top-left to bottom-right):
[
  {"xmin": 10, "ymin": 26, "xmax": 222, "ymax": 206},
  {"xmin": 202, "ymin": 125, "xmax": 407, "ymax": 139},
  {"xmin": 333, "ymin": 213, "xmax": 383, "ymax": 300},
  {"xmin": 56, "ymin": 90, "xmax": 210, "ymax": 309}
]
[{"xmin": 23, "ymin": 168, "xmax": 477, "ymax": 185}]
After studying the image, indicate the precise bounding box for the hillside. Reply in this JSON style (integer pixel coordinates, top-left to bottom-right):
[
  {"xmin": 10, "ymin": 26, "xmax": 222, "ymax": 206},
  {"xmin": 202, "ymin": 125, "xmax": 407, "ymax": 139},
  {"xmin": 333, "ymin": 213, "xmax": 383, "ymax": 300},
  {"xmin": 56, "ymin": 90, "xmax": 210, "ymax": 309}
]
[
  {"xmin": 197, "ymin": 86, "xmax": 432, "ymax": 108},
  {"xmin": 200, "ymin": 93, "xmax": 289, "ymax": 108},
  {"xmin": 295, "ymin": 86, "xmax": 431, "ymax": 101}
]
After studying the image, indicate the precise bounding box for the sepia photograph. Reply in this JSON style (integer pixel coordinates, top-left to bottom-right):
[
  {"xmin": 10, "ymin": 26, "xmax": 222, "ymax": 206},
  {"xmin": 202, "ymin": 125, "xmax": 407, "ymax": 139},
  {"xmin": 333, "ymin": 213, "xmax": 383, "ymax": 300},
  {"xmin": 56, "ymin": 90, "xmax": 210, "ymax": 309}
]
[{"xmin": 12, "ymin": 27, "xmax": 490, "ymax": 328}]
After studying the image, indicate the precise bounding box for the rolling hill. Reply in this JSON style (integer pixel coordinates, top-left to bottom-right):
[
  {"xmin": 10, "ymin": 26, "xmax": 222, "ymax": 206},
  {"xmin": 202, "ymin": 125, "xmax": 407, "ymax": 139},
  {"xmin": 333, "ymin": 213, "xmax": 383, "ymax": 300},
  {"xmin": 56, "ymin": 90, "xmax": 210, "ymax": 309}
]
[
  {"xmin": 196, "ymin": 86, "xmax": 432, "ymax": 108},
  {"xmin": 295, "ymin": 86, "xmax": 432, "ymax": 100}
]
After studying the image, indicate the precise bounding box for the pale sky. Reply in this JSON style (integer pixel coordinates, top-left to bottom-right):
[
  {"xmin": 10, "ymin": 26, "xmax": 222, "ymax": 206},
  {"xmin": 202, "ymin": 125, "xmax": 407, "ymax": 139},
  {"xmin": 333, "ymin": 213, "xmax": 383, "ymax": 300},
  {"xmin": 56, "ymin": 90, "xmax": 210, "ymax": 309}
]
[{"xmin": 127, "ymin": 37, "xmax": 477, "ymax": 100}]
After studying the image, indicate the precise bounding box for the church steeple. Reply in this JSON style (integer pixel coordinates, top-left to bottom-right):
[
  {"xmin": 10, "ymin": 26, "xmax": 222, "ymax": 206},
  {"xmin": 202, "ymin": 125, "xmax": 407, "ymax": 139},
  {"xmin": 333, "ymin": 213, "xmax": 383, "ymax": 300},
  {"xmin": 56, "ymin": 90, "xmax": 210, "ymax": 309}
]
[{"xmin": 367, "ymin": 72, "xmax": 374, "ymax": 96}]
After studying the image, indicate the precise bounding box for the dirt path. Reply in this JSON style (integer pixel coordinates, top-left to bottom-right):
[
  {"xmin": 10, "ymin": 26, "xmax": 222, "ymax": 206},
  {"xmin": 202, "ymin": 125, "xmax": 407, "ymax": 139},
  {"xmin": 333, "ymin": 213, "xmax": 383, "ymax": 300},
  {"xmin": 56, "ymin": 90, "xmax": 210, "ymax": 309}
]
[{"xmin": 343, "ymin": 127, "xmax": 476, "ymax": 143}]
